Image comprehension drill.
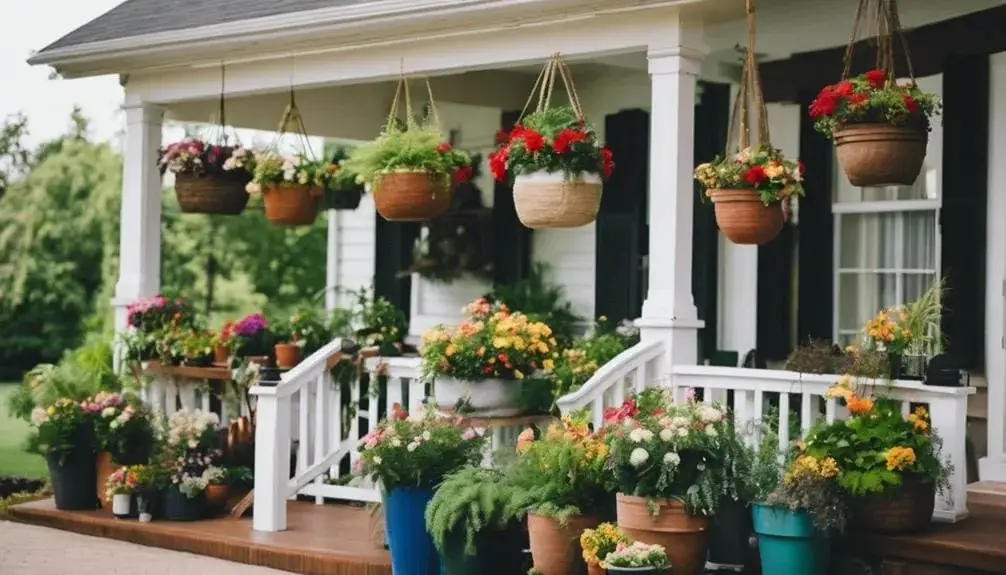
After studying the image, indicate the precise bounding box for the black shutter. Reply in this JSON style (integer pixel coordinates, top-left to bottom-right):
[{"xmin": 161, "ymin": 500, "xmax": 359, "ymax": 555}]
[
  {"xmin": 796, "ymin": 90, "xmax": 835, "ymax": 344},
  {"xmin": 757, "ymin": 223, "xmax": 795, "ymax": 360},
  {"xmin": 373, "ymin": 215, "xmax": 419, "ymax": 322},
  {"xmin": 693, "ymin": 82, "xmax": 730, "ymax": 360},
  {"xmin": 493, "ymin": 110, "xmax": 532, "ymax": 286},
  {"xmin": 940, "ymin": 54, "xmax": 989, "ymax": 369},
  {"xmin": 595, "ymin": 109, "xmax": 649, "ymax": 325}
]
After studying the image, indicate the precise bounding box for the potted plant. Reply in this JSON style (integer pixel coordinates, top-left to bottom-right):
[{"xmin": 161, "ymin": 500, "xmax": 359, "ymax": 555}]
[
  {"xmin": 245, "ymin": 150, "xmax": 336, "ymax": 226},
  {"xmin": 491, "ymin": 105, "xmax": 612, "ymax": 229},
  {"xmin": 751, "ymin": 448, "xmax": 846, "ymax": 575},
  {"xmin": 104, "ymin": 466, "xmax": 139, "ymax": 518},
  {"xmin": 203, "ymin": 465, "xmax": 229, "ymax": 514},
  {"xmin": 130, "ymin": 464, "xmax": 164, "ymax": 522},
  {"xmin": 357, "ymin": 405, "xmax": 487, "ymax": 575},
  {"xmin": 601, "ymin": 541, "xmax": 670, "ymax": 575},
  {"xmin": 425, "ymin": 467, "xmax": 526, "ymax": 575},
  {"xmin": 158, "ymin": 138, "xmax": 253, "ymax": 215},
  {"xmin": 344, "ymin": 89, "xmax": 472, "ymax": 221},
  {"xmin": 693, "ymin": 145, "xmax": 804, "ymax": 245},
  {"xmin": 213, "ymin": 321, "xmax": 237, "ymax": 365},
  {"xmin": 605, "ymin": 399, "xmax": 734, "ymax": 575},
  {"xmin": 861, "ymin": 281, "xmax": 943, "ymax": 380},
  {"xmin": 122, "ymin": 296, "xmax": 196, "ymax": 362},
  {"xmin": 323, "ymin": 146, "xmax": 366, "ymax": 211},
  {"xmin": 811, "ymin": 379, "xmax": 950, "ymax": 533},
  {"xmin": 29, "ymin": 398, "xmax": 98, "ymax": 510},
  {"xmin": 707, "ymin": 419, "xmax": 759, "ymax": 570},
  {"xmin": 271, "ymin": 319, "xmax": 301, "ymax": 369},
  {"xmin": 161, "ymin": 409, "xmax": 220, "ymax": 521},
  {"xmin": 180, "ymin": 330, "xmax": 216, "ymax": 367},
  {"xmin": 94, "ymin": 393, "xmax": 156, "ymax": 504},
  {"xmin": 581, "ymin": 523, "xmax": 632, "ymax": 575},
  {"xmin": 810, "ymin": 69, "xmax": 941, "ymax": 187},
  {"xmin": 230, "ymin": 313, "xmax": 272, "ymax": 360},
  {"xmin": 355, "ymin": 290, "xmax": 408, "ymax": 356},
  {"xmin": 420, "ymin": 298, "xmax": 557, "ymax": 417},
  {"xmin": 508, "ymin": 416, "xmax": 609, "ymax": 575}
]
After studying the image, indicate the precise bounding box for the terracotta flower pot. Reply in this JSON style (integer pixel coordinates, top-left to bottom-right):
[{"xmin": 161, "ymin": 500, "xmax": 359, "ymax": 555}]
[
  {"xmin": 709, "ymin": 188, "xmax": 784, "ymax": 245},
  {"xmin": 205, "ymin": 483, "xmax": 231, "ymax": 514},
  {"xmin": 527, "ymin": 512, "xmax": 600, "ymax": 575},
  {"xmin": 262, "ymin": 183, "xmax": 321, "ymax": 226},
  {"xmin": 616, "ymin": 494, "xmax": 710, "ymax": 575},
  {"xmin": 213, "ymin": 344, "xmax": 230, "ymax": 365},
  {"xmin": 373, "ymin": 171, "xmax": 452, "ymax": 221},
  {"xmin": 833, "ymin": 123, "xmax": 927, "ymax": 187},
  {"xmin": 588, "ymin": 561, "xmax": 606, "ymax": 575},
  {"xmin": 274, "ymin": 343, "xmax": 302, "ymax": 369},
  {"xmin": 849, "ymin": 476, "xmax": 935, "ymax": 534},
  {"xmin": 96, "ymin": 451, "xmax": 118, "ymax": 506}
]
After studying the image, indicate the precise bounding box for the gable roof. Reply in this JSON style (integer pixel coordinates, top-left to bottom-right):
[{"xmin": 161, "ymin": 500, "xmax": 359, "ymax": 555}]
[{"xmin": 40, "ymin": 0, "xmax": 371, "ymax": 53}]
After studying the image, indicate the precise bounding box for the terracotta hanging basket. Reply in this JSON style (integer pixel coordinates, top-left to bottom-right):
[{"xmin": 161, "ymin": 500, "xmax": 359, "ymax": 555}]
[
  {"xmin": 513, "ymin": 171, "xmax": 602, "ymax": 229},
  {"xmin": 616, "ymin": 494, "xmax": 710, "ymax": 575},
  {"xmin": 834, "ymin": 123, "xmax": 927, "ymax": 187},
  {"xmin": 262, "ymin": 183, "xmax": 321, "ymax": 226},
  {"xmin": 373, "ymin": 171, "xmax": 451, "ymax": 221},
  {"xmin": 175, "ymin": 172, "xmax": 251, "ymax": 215},
  {"xmin": 849, "ymin": 476, "xmax": 935, "ymax": 533},
  {"xmin": 710, "ymin": 189, "xmax": 784, "ymax": 245}
]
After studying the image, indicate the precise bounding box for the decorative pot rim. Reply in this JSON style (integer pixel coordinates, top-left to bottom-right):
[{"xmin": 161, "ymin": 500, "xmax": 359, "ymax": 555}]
[{"xmin": 514, "ymin": 170, "xmax": 603, "ymax": 184}]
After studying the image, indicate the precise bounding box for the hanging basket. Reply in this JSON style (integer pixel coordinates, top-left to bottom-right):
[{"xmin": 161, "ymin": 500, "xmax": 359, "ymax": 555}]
[
  {"xmin": 834, "ymin": 123, "xmax": 927, "ymax": 187},
  {"xmin": 710, "ymin": 189, "xmax": 784, "ymax": 245},
  {"xmin": 325, "ymin": 186, "xmax": 364, "ymax": 211},
  {"xmin": 175, "ymin": 172, "xmax": 250, "ymax": 215},
  {"xmin": 373, "ymin": 171, "xmax": 451, "ymax": 221},
  {"xmin": 513, "ymin": 171, "xmax": 602, "ymax": 229},
  {"xmin": 262, "ymin": 183, "xmax": 321, "ymax": 226}
]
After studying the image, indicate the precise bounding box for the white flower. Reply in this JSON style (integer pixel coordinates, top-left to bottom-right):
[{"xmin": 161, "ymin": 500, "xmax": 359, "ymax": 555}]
[
  {"xmin": 390, "ymin": 438, "xmax": 402, "ymax": 448},
  {"xmin": 629, "ymin": 447, "xmax": 650, "ymax": 468},
  {"xmin": 246, "ymin": 181, "xmax": 261, "ymax": 195},
  {"xmin": 697, "ymin": 405, "xmax": 724, "ymax": 424},
  {"xmin": 422, "ymin": 431, "xmax": 432, "ymax": 441},
  {"xmin": 659, "ymin": 428, "xmax": 674, "ymax": 442},
  {"xmin": 102, "ymin": 407, "xmax": 117, "ymax": 418},
  {"xmin": 110, "ymin": 420, "xmax": 120, "ymax": 430},
  {"xmin": 188, "ymin": 439, "xmax": 199, "ymax": 449},
  {"xmin": 704, "ymin": 425, "xmax": 718, "ymax": 438},
  {"xmin": 30, "ymin": 407, "xmax": 47, "ymax": 425},
  {"xmin": 407, "ymin": 442, "xmax": 419, "ymax": 452},
  {"xmin": 663, "ymin": 452, "xmax": 681, "ymax": 466},
  {"xmin": 671, "ymin": 416, "xmax": 689, "ymax": 429},
  {"xmin": 372, "ymin": 456, "xmax": 382, "ymax": 465},
  {"xmin": 629, "ymin": 428, "xmax": 654, "ymax": 443},
  {"xmin": 677, "ymin": 428, "xmax": 689, "ymax": 438}
]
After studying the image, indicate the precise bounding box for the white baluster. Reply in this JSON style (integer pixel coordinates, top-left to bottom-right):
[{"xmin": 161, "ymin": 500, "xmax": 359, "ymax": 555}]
[
  {"xmin": 778, "ymin": 393, "xmax": 791, "ymax": 454},
  {"xmin": 733, "ymin": 389, "xmax": 754, "ymax": 448},
  {"xmin": 330, "ymin": 370, "xmax": 342, "ymax": 479},
  {"xmin": 409, "ymin": 377, "xmax": 426, "ymax": 415},
  {"xmin": 165, "ymin": 377, "xmax": 178, "ymax": 416},
  {"xmin": 800, "ymin": 393, "xmax": 814, "ymax": 437},
  {"xmin": 635, "ymin": 362, "xmax": 648, "ymax": 394},
  {"xmin": 200, "ymin": 380, "xmax": 211, "ymax": 413},
  {"xmin": 928, "ymin": 395, "xmax": 969, "ymax": 522},
  {"xmin": 612, "ymin": 378, "xmax": 625, "ymax": 407},
  {"xmin": 349, "ymin": 377, "xmax": 361, "ymax": 471},
  {"xmin": 314, "ymin": 373, "xmax": 329, "ymax": 505},
  {"xmin": 753, "ymin": 389, "xmax": 765, "ymax": 426},
  {"xmin": 901, "ymin": 401, "xmax": 911, "ymax": 418},
  {"xmin": 149, "ymin": 376, "xmax": 166, "ymax": 415},
  {"xmin": 297, "ymin": 388, "xmax": 309, "ymax": 494},
  {"xmin": 179, "ymin": 377, "xmax": 197, "ymax": 411},
  {"xmin": 591, "ymin": 397, "xmax": 604, "ymax": 432},
  {"xmin": 825, "ymin": 397, "xmax": 837, "ymax": 423},
  {"xmin": 387, "ymin": 376, "xmax": 403, "ymax": 414},
  {"xmin": 252, "ymin": 391, "xmax": 291, "ymax": 532}
]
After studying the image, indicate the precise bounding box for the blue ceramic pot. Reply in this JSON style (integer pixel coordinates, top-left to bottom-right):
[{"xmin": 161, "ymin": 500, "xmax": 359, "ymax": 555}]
[
  {"xmin": 751, "ymin": 504, "xmax": 829, "ymax": 575},
  {"xmin": 384, "ymin": 487, "xmax": 441, "ymax": 575}
]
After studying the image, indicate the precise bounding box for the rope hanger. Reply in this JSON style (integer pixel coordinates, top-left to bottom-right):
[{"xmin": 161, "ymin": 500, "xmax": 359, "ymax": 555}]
[
  {"xmin": 842, "ymin": 0, "xmax": 915, "ymax": 82},
  {"xmin": 518, "ymin": 52, "xmax": 585, "ymax": 124},
  {"xmin": 268, "ymin": 56, "xmax": 316, "ymax": 160},
  {"xmin": 725, "ymin": 0, "xmax": 769, "ymax": 156}
]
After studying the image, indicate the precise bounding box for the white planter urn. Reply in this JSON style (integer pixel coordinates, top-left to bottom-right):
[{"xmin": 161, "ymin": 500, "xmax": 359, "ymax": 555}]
[
  {"xmin": 435, "ymin": 377, "xmax": 525, "ymax": 417},
  {"xmin": 112, "ymin": 493, "xmax": 131, "ymax": 518}
]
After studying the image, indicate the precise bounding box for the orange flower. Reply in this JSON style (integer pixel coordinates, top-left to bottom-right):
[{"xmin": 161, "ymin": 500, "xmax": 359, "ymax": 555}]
[
  {"xmin": 846, "ymin": 395, "xmax": 874, "ymax": 415},
  {"xmin": 885, "ymin": 446, "xmax": 916, "ymax": 471},
  {"xmin": 516, "ymin": 428, "xmax": 535, "ymax": 453}
]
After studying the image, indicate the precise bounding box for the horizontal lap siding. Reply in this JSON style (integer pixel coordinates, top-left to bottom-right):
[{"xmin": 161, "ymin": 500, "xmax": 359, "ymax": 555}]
[
  {"xmin": 533, "ymin": 226, "xmax": 597, "ymax": 322},
  {"xmin": 334, "ymin": 196, "xmax": 376, "ymax": 309}
]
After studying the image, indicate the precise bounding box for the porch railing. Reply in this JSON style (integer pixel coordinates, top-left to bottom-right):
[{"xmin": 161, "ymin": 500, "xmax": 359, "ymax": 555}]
[
  {"xmin": 556, "ymin": 341, "xmax": 975, "ymax": 523},
  {"xmin": 139, "ymin": 362, "xmax": 250, "ymax": 424},
  {"xmin": 250, "ymin": 344, "xmax": 428, "ymax": 532}
]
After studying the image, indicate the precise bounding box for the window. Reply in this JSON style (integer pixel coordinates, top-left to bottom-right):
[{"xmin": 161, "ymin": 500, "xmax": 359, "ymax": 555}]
[{"xmin": 832, "ymin": 75, "xmax": 943, "ymax": 345}]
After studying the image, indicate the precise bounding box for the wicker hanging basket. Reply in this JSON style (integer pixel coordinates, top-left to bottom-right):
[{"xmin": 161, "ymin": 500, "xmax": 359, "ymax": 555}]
[
  {"xmin": 374, "ymin": 171, "xmax": 451, "ymax": 221},
  {"xmin": 262, "ymin": 184, "xmax": 321, "ymax": 226},
  {"xmin": 710, "ymin": 189, "xmax": 784, "ymax": 245},
  {"xmin": 175, "ymin": 173, "xmax": 251, "ymax": 215},
  {"xmin": 832, "ymin": 0, "xmax": 927, "ymax": 187},
  {"xmin": 511, "ymin": 54, "xmax": 602, "ymax": 229},
  {"xmin": 513, "ymin": 171, "xmax": 601, "ymax": 229}
]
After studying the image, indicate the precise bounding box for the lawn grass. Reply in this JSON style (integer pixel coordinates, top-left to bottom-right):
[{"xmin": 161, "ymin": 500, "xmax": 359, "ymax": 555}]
[{"xmin": 0, "ymin": 383, "xmax": 48, "ymax": 479}]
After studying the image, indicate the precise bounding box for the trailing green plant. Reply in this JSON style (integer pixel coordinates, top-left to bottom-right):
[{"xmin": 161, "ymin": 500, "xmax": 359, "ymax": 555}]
[
  {"xmin": 424, "ymin": 467, "xmax": 524, "ymax": 557},
  {"xmin": 344, "ymin": 123, "xmax": 471, "ymax": 185},
  {"xmin": 489, "ymin": 262, "xmax": 581, "ymax": 347},
  {"xmin": 354, "ymin": 288, "xmax": 408, "ymax": 353}
]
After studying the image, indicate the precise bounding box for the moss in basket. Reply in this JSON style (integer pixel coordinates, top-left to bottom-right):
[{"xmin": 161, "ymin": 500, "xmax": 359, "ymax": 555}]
[
  {"xmin": 424, "ymin": 467, "xmax": 525, "ymax": 557},
  {"xmin": 343, "ymin": 123, "xmax": 471, "ymax": 185},
  {"xmin": 490, "ymin": 106, "xmax": 612, "ymax": 182}
]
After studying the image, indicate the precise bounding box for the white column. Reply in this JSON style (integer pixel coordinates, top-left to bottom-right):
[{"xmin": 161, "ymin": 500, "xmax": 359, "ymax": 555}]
[
  {"xmin": 718, "ymin": 236, "xmax": 758, "ymax": 360},
  {"xmin": 253, "ymin": 389, "xmax": 292, "ymax": 531},
  {"xmin": 636, "ymin": 16, "xmax": 707, "ymax": 369},
  {"xmin": 112, "ymin": 103, "xmax": 164, "ymax": 331},
  {"xmin": 325, "ymin": 209, "xmax": 339, "ymax": 312}
]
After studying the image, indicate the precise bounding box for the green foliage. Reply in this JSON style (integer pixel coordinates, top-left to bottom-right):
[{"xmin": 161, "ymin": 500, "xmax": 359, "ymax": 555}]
[
  {"xmin": 30, "ymin": 398, "xmax": 96, "ymax": 463},
  {"xmin": 492, "ymin": 107, "xmax": 611, "ymax": 181},
  {"xmin": 764, "ymin": 454, "xmax": 847, "ymax": 534},
  {"xmin": 488, "ymin": 263, "xmax": 581, "ymax": 347},
  {"xmin": 693, "ymin": 145, "xmax": 804, "ymax": 205},
  {"xmin": 344, "ymin": 123, "xmax": 469, "ymax": 185},
  {"xmin": 424, "ymin": 467, "xmax": 523, "ymax": 556},
  {"xmin": 354, "ymin": 288, "xmax": 408, "ymax": 349},
  {"xmin": 550, "ymin": 317, "xmax": 638, "ymax": 404},
  {"xmin": 810, "ymin": 69, "xmax": 942, "ymax": 139}
]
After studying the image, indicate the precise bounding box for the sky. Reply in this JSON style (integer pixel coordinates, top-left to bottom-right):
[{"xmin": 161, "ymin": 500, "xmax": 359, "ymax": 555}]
[{"xmin": 0, "ymin": 0, "xmax": 126, "ymax": 149}]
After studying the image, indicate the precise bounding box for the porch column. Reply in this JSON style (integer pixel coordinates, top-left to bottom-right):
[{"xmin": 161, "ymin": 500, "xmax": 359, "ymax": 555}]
[
  {"xmin": 112, "ymin": 103, "xmax": 163, "ymax": 339},
  {"xmin": 325, "ymin": 210, "xmax": 339, "ymax": 312},
  {"xmin": 636, "ymin": 20, "xmax": 708, "ymax": 372}
]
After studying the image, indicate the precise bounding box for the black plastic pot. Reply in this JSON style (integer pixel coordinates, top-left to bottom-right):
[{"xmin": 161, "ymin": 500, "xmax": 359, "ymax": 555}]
[
  {"xmin": 132, "ymin": 489, "xmax": 163, "ymax": 519},
  {"xmin": 163, "ymin": 486, "xmax": 206, "ymax": 521},
  {"xmin": 441, "ymin": 522, "xmax": 527, "ymax": 575},
  {"xmin": 889, "ymin": 353, "xmax": 927, "ymax": 381},
  {"xmin": 111, "ymin": 433, "xmax": 154, "ymax": 467},
  {"xmin": 708, "ymin": 497, "xmax": 754, "ymax": 568},
  {"xmin": 326, "ymin": 186, "xmax": 364, "ymax": 211},
  {"xmin": 47, "ymin": 448, "xmax": 98, "ymax": 510}
]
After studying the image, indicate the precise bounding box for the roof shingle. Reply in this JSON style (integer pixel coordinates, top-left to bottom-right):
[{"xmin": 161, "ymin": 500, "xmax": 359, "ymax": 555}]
[{"xmin": 40, "ymin": 0, "xmax": 373, "ymax": 52}]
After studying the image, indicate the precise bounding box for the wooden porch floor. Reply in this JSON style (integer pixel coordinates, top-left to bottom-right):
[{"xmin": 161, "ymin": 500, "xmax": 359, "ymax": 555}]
[{"xmin": 8, "ymin": 499, "xmax": 390, "ymax": 575}]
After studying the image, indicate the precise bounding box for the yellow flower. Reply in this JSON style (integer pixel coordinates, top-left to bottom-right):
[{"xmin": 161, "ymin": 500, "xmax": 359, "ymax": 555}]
[
  {"xmin": 514, "ymin": 370, "xmax": 524, "ymax": 380},
  {"xmin": 885, "ymin": 446, "xmax": 917, "ymax": 471},
  {"xmin": 445, "ymin": 344, "xmax": 457, "ymax": 357},
  {"xmin": 476, "ymin": 346, "xmax": 485, "ymax": 357},
  {"xmin": 764, "ymin": 162, "xmax": 784, "ymax": 179},
  {"xmin": 513, "ymin": 338, "xmax": 527, "ymax": 351},
  {"xmin": 46, "ymin": 406, "xmax": 55, "ymax": 416},
  {"xmin": 846, "ymin": 395, "xmax": 874, "ymax": 416},
  {"xmin": 819, "ymin": 457, "xmax": 839, "ymax": 478},
  {"xmin": 492, "ymin": 337, "xmax": 510, "ymax": 349},
  {"xmin": 543, "ymin": 358, "xmax": 555, "ymax": 371}
]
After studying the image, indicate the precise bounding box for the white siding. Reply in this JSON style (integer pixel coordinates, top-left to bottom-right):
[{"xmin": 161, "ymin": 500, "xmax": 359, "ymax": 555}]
[{"xmin": 330, "ymin": 196, "xmax": 376, "ymax": 310}]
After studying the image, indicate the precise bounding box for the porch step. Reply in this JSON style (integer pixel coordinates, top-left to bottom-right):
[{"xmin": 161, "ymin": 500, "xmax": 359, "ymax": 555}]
[{"xmin": 967, "ymin": 480, "xmax": 1006, "ymax": 511}]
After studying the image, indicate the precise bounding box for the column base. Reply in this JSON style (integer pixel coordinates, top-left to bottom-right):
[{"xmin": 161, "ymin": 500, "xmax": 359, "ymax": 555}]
[{"xmin": 634, "ymin": 316, "xmax": 704, "ymax": 370}]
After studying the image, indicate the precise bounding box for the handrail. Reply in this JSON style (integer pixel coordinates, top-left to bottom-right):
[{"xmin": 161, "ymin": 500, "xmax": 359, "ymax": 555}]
[
  {"xmin": 556, "ymin": 340, "xmax": 664, "ymax": 411},
  {"xmin": 250, "ymin": 338, "xmax": 345, "ymax": 399}
]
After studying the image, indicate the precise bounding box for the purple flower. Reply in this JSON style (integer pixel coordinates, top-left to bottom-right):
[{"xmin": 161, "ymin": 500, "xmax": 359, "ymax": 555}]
[{"xmin": 234, "ymin": 313, "xmax": 268, "ymax": 336}]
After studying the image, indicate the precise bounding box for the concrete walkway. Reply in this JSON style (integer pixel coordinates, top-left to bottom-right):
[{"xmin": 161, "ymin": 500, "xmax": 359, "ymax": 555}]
[{"xmin": 0, "ymin": 521, "xmax": 291, "ymax": 574}]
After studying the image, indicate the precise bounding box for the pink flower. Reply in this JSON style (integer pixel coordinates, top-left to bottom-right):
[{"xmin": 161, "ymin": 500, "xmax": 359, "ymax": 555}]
[
  {"xmin": 461, "ymin": 429, "xmax": 477, "ymax": 441},
  {"xmin": 684, "ymin": 388, "xmax": 696, "ymax": 402}
]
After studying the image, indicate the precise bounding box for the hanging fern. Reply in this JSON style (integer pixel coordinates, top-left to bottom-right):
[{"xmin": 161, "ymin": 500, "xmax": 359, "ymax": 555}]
[{"xmin": 424, "ymin": 467, "xmax": 524, "ymax": 557}]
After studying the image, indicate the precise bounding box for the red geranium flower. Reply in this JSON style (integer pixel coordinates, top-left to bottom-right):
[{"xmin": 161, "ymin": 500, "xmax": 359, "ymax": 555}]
[
  {"xmin": 600, "ymin": 147, "xmax": 614, "ymax": 179},
  {"xmin": 865, "ymin": 69, "xmax": 887, "ymax": 90},
  {"xmin": 833, "ymin": 81, "xmax": 854, "ymax": 97},
  {"xmin": 744, "ymin": 165, "xmax": 767, "ymax": 186},
  {"xmin": 436, "ymin": 142, "xmax": 452, "ymax": 153},
  {"xmin": 494, "ymin": 129, "xmax": 511, "ymax": 145},
  {"xmin": 552, "ymin": 128, "xmax": 587, "ymax": 154},
  {"xmin": 488, "ymin": 147, "xmax": 508, "ymax": 182},
  {"xmin": 809, "ymin": 87, "xmax": 840, "ymax": 118},
  {"xmin": 452, "ymin": 165, "xmax": 473, "ymax": 185},
  {"xmin": 848, "ymin": 92, "xmax": 869, "ymax": 107},
  {"xmin": 903, "ymin": 94, "xmax": 919, "ymax": 114},
  {"xmin": 515, "ymin": 129, "xmax": 545, "ymax": 153}
]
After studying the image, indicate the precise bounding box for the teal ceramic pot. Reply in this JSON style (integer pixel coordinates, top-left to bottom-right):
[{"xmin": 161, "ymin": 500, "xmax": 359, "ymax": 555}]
[{"xmin": 751, "ymin": 504, "xmax": 829, "ymax": 575}]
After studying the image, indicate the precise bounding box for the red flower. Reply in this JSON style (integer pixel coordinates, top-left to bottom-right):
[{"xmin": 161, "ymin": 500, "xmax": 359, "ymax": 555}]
[
  {"xmin": 809, "ymin": 87, "xmax": 840, "ymax": 118},
  {"xmin": 797, "ymin": 161, "xmax": 805, "ymax": 176},
  {"xmin": 864, "ymin": 69, "xmax": 887, "ymax": 90},
  {"xmin": 600, "ymin": 147, "xmax": 614, "ymax": 179},
  {"xmin": 903, "ymin": 94, "xmax": 919, "ymax": 114},
  {"xmin": 848, "ymin": 92, "xmax": 869, "ymax": 107},
  {"xmin": 603, "ymin": 399, "xmax": 638, "ymax": 424},
  {"xmin": 452, "ymin": 165, "xmax": 473, "ymax": 185},
  {"xmin": 494, "ymin": 129, "xmax": 511, "ymax": 145},
  {"xmin": 552, "ymin": 128, "xmax": 587, "ymax": 154},
  {"xmin": 517, "ymin": 129, "xmax": 545, "ymax": 153},
  {"xmin": 833, "ymin": 81, "xmax": 854, "ymax": 97},
  {"xmin": 488, "ymin": 147, "xmax": 508, "ymax": 182},
  {"xmin": 390, "ymin": 403, "xmax": 408, "ymax": 420},
  {"xmin": 436, "ymin": 142, "xmax": 452, "ymax": 154},
  {"xmin": 744, "ymin": 165, "xmax": 767, "ymax": 186}
]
